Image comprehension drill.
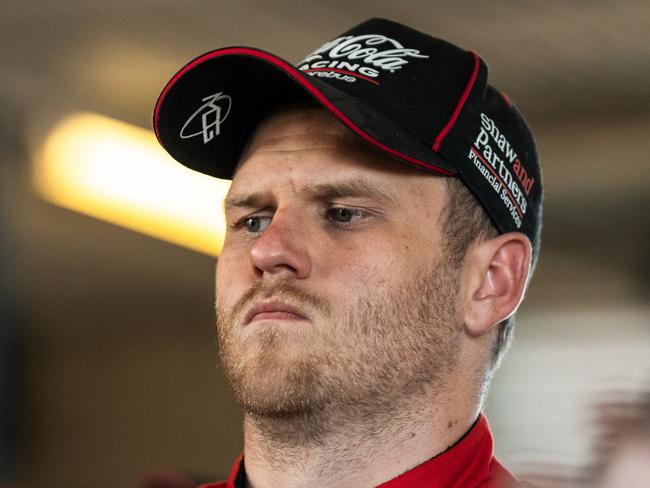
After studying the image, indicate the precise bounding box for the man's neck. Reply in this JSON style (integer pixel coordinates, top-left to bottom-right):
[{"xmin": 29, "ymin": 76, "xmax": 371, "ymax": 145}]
[{"xmin": 241, "ymin": 386, "xmax": 480, "ymax": 488}]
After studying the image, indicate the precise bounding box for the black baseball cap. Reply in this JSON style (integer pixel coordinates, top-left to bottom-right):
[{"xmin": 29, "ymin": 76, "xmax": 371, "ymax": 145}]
[{"xmin": 154, "ymin": 18, "xmax": 542, "ymax": 252}]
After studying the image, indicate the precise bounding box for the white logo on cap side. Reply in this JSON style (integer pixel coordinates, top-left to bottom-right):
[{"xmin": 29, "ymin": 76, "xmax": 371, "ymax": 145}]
[{"xmin": 180, "ymin": 92, "xmax": 232, "ymax": 144}]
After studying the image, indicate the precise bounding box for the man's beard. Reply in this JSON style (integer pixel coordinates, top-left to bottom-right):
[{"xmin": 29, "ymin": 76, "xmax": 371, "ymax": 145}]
[{"xmin": 215, "ymin": 256, "xmax": 462, "ymax": 428}]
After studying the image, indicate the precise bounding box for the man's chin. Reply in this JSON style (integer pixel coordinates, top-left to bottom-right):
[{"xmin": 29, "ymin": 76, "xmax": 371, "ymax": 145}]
[
  {"xmin": 228, "ymin": 357, "xmax": 330, "ymax": 417},
  {"xmin": 239, "ymin": 396, "xmax": 317, "ymax": 418}
]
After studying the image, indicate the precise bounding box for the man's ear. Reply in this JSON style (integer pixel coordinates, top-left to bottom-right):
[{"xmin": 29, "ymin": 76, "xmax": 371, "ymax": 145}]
[{"xmin": 461, "ymin": 232, "xmax": 532, "ymax": 336}]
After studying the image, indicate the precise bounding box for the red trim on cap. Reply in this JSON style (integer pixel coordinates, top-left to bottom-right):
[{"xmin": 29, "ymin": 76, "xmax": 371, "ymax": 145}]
[
  {"xmin": 432, "ymin": 51, "xmax": 480, "ymax": 152},
  {"xmin": 500, "ymin": 91, "xmax": 513, "ymax": 107},
  {"xmin": 303, "ymin": 68, "xmax": 380, "ymax": 85},
  {"xmin": 154, "ymin": 47, "xmax": 454, "ymax": 176}
]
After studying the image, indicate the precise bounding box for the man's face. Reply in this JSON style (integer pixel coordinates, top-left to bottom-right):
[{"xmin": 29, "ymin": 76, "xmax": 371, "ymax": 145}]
[{"xmin": 216, "ymin": 107, "xmax": 462, "ymax": 418}]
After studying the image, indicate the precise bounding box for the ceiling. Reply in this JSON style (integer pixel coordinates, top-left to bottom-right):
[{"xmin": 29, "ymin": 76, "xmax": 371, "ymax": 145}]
[{"xmin": 2, "ymin": 1, "xmax": 649, "ymax": 124}]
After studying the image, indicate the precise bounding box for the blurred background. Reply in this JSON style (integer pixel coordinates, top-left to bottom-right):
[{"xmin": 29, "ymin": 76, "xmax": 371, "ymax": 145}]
[{"xmin": 1, "ymin": 1, "xmax": 649, "ymax": 487}]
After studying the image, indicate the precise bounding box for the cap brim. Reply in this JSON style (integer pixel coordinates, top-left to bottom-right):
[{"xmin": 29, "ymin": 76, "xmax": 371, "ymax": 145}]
[{"xmin": 154, "ymin": 47, "xmax": 455, "ymax": 179}]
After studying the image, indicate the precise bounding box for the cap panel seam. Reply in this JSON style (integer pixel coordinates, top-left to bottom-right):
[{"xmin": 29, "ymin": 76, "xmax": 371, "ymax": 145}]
[{"xmin": 431, "ymin": 51, "xmax": 480, "ymax": 152}]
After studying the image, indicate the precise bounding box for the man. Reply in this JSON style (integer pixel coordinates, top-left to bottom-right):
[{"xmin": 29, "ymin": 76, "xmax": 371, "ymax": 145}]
[{"xmin": 154, "ymin": 18, "xmax": 542, "ymax": 488}]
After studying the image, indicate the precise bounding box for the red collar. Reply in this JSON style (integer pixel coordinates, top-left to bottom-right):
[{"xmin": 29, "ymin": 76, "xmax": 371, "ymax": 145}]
[
  {"xmin": 203, "ymin": 413, "xmax": 520, "ymax": 488},
  {"xmin": 376, "ymin": 413, "xmax": 516, "ymax": 488}
]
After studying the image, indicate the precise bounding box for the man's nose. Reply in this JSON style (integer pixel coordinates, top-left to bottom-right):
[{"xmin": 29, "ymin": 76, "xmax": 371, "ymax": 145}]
[{"xmin": 249, "ymin": 213, "xmax": 312, "ymax": 279}]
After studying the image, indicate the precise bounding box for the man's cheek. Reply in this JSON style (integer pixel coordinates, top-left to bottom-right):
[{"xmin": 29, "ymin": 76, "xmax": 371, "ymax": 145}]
[
  {"xmin": 341, "ymin": 261, "xmax": 394, "ymax": 290},
  {"xmin": 215, "ymin": 275, "xmax": 239, "ymax": 316},
  {"xmin": 216, "ymin": 256, "xmax": 244, "ymax": 290}
]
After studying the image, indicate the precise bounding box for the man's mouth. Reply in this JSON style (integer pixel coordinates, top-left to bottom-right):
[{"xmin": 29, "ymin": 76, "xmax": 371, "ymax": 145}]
[{"xmin": 244, "ymin": 300, "xmax": 309, "ymax": 325}]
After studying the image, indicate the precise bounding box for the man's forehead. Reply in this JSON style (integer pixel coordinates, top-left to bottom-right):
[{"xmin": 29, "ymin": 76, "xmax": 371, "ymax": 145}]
[
  {"xmin": 239, "ymin": 106, "xmax": 368, "ymax": 162},
  {"xmin": 225, "ymin": 105, "xmax": 449, "ymax": 212}
]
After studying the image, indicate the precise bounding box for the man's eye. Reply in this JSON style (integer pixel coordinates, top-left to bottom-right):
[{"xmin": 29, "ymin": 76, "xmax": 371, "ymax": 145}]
[
  {"xmin": 240, "ymin": 216, "xmax": 271, "ymax": 233},
  {"xmin": 328, "ymin": 207, "xmax": 364, "ymax": 223}
]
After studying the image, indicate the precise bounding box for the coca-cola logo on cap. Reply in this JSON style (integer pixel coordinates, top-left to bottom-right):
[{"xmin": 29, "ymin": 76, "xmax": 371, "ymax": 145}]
[{"xmin": 297, "ymin": 34, "xmax": 429, "ymax": 85}]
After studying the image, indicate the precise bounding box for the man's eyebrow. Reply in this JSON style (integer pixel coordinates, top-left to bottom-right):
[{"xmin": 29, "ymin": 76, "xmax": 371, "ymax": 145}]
[
  {"xmin": 223, "ymin": 193, "xmax": 267, "ymax": 212},
  {"xmin": 223, "ymin": 179, "xmax": 397, "ymax": 212}
]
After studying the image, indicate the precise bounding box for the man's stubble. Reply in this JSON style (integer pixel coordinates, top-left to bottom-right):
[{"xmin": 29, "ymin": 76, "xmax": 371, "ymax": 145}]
[{"xmin": 215, "ymin": 254, "xmax": 462, "ymax": 443}]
